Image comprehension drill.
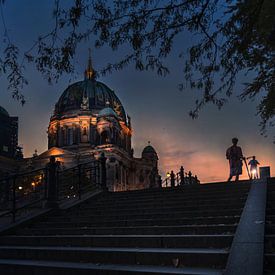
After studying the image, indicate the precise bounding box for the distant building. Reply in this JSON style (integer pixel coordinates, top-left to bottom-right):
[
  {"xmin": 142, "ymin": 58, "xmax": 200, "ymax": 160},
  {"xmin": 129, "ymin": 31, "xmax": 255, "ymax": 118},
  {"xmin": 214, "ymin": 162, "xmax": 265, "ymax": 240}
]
[{"xmin": 0, "ymin": 106, "xmax": 18, "ymax": 159}]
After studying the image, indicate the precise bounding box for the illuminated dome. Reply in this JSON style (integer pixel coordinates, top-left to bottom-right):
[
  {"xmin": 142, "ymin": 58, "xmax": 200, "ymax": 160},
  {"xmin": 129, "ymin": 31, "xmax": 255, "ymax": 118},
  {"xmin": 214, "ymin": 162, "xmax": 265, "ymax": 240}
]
[
  {"xmin": 48, "ymin": 53, "xmax": 132, "ymax": 153},
  {"xmin": 0, "ymin": 106, "xmax": 9, "ymax": 117},
  {"xmin": 52, "ymin": 51, "xmax": 126, "ymax": 122},
  {"xmin": 53, "ymin": 79, "xmax": 126, "ymax": 122}
]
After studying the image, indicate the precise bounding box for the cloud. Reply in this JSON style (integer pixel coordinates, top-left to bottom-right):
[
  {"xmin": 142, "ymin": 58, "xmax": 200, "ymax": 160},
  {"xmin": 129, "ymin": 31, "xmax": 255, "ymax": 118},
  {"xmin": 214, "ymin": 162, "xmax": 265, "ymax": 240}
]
[{"xmin": 162, "ymin": 149, "xmax": 199, "ymax": 159}]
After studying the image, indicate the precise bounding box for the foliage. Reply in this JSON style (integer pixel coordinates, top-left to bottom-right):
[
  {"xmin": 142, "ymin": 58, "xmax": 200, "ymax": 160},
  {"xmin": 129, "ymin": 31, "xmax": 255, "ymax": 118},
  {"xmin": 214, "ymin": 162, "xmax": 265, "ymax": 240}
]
[{"xmin": 0, "ymin": 0, "xmax": 274, "ymax": 135}]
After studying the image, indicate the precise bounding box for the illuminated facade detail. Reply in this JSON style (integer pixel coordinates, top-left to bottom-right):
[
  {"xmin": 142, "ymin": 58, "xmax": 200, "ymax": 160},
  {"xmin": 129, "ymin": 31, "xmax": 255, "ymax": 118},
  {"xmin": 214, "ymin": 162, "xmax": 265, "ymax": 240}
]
[{"xmin": 46, "ymin": 55, "xmax": 159, "ymax": 191}]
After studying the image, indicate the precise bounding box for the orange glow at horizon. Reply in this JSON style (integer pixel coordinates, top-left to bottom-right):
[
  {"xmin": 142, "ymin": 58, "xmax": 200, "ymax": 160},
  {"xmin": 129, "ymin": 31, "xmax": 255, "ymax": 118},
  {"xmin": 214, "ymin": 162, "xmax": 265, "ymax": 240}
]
[
  {"xmin": 158, "ymin": 149, "xmax": 274, "ymax": 183},
  {"xmin": 133, "ymin": 130, "xmax": 275, "ymax": 184}
]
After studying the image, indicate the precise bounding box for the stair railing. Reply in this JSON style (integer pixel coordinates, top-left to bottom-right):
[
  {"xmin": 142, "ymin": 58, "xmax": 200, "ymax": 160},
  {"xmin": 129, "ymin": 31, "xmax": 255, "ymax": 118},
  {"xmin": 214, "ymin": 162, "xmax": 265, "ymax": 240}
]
[
  {"xmin": 0, "ymin": 154, "xmax": 106, "ymax": 224},
  {"xmin": 0, "ymin": 168, "xmax": 47, "ymax": 223},
  {"xmin": 56, "ymin": 160, "xmax": 101, "ymax": 201},
  {"xmin": 162, "ymin": 167, "xmax": 200, "ymax": 188}
]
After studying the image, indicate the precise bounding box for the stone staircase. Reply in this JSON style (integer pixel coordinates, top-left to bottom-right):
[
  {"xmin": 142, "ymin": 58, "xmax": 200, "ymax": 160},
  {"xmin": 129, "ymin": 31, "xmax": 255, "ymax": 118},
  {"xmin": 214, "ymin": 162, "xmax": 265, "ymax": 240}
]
[
  {"xmin": 0, "ymin": 182, "xmax": 251, "ymax": 275},
  {"xmin": 265, "ymin": 178, "xmax": 275, "ymax": 274}
]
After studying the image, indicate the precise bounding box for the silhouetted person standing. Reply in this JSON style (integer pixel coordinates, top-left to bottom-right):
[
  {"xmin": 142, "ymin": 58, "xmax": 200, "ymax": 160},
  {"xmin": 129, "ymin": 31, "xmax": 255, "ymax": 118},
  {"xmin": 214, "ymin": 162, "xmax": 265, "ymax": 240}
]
[
  {"xmin": 226, "ymin": 138, "xmax": 243, "ymax": 182},
  {"xmin": 248, "ymin": 156, "xmax": 260, "ymax": 179}
]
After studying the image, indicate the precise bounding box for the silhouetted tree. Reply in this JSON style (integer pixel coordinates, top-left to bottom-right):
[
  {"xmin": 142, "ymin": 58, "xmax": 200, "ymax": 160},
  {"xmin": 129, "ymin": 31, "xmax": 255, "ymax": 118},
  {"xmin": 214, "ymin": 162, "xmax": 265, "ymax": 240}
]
[{"xmin": 0, "ymin": 0, "xmax": 274, "ymax": 136}]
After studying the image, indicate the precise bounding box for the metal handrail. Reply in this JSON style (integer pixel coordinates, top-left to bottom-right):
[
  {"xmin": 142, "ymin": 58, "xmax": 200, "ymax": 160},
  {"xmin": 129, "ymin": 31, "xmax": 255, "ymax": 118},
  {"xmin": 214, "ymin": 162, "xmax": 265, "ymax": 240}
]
[
  {"xmin": 0, "ymin": 158, "xmax": 102, "ymax": 224},
  {"xmin": 0, "ymin": 167, "xmax": 46, "ymax": 182},
  {"xmin": 162, "ymin": 168, "xmax": 200, "ymax": 187},
  {"xmin": 0, "ymin": 168, "xmax": 47, "ymax": 222},
  {"xmin": 57, "ymin": 160, "xmax": 100, "ymax": 201},
  {"xmin": 58, "ymin": 160, "xmax": 97, "ymax": 173}
]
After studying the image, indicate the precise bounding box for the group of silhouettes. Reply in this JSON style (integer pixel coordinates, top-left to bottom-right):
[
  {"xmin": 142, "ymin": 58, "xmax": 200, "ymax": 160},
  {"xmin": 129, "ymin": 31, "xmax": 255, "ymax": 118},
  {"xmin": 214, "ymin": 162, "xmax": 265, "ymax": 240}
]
[{"xmin": 226, "ymin": 137, "xmax": 260, "ymax": 182}]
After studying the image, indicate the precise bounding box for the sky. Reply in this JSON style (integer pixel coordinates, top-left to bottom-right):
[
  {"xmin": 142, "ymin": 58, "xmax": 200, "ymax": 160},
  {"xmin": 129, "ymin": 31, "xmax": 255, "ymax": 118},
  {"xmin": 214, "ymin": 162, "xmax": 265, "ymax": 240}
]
[{"xmin": 0, "ymin": 0, "xmax": 274, "ymax": 182}]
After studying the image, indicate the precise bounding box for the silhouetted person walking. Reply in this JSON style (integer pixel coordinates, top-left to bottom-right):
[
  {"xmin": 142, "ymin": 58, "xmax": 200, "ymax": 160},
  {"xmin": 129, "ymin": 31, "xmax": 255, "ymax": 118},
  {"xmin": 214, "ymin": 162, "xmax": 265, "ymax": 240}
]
[{"xmin": 226, "ymin": 138, "xmax": 243, "ymax": 182}]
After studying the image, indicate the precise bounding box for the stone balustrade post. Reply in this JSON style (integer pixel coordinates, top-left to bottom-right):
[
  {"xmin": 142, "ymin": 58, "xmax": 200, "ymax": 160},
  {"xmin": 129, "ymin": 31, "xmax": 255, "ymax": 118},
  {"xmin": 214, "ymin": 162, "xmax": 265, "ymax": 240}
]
[
  {"xmin": 46, "ymin": 156, "xmax": 59, "ymax": 208},
  {"xmin": 99, "ymin": 152, "xmax": 107, "ymax": 191}
]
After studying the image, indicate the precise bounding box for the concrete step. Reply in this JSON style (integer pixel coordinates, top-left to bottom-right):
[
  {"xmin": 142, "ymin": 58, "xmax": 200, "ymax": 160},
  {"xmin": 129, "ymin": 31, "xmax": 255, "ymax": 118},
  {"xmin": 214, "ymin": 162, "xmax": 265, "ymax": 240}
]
[
  {"xmin": 62, "ymin": 206, "xmax": 243, "ymax": 219},
  {"xmin": 267, "ymin": 208, "xmax": 275, "ymax": 215},
  {"xmin": 44, "ymin": 209, "xmax": 243, "ymax": 222},
  {"xmin": 19, "ymin": 224, "xmax": 236, "ymax": 235},
  {"xmin": 70, "ymin": 203, "xmax": 245, "ymax": 215},
  {"xmin": 266, "ymin": 225, "xmax": 275, "ymax": 234},
  {"xmin": 0, "ymin": 246, "xmax": 229, "ymax": 268},
  {"xmin": 77, "ymin": 198, "xmax": 247, "ymax": 210},
  {"xmin": 87, "ymin": 198, "xmax": 246, "ymax": 211},
  {"xmin": 106, "ymin": 183, "xmax": 250, "ymax": 197},
  {"xmin": 267, "ymin": 205, "xmax": 275, "ymax": 210},
  {"xmin": 0, "ymin": 234, "xmax": 233, "ymax": 248},
  {"xmin": 42, "ymin": 213, "xmax": 241, "ymax": 225},
  {"xmin": 0, "ymin": 259, "xmax": 223, "ymax": 274},
  {"xmin": 99, "ymin": 187, "xmax": 250, "ymax": 197},
  {"xmin": 32, "ymin": 215, "xmax": 240, "ymax": 228},
  {"xmin": 265, "ymin": 235, "xmax": 275, "ymax": 252},
  {"xmin": 96, "ymin": 192, "xmax": 249, "ymax": 204},
  {"xmin": 98, "ymin": 185, "xmax": 250, "ymax": 199},
  {"xmin": 265, "ymin": 253, "xmax": 275, "ymax": 272},
  {"xmin": 266, "ymin": 215, "xmax": 275, "ymax": 224}
]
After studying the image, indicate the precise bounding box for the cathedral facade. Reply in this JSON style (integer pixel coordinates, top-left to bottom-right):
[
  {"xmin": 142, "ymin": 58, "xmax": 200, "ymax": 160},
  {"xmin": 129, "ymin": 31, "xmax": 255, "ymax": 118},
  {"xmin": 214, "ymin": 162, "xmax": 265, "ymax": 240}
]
[{"xmin": 40, "ymin": 55, "xmax": 160, "ymax": 191}]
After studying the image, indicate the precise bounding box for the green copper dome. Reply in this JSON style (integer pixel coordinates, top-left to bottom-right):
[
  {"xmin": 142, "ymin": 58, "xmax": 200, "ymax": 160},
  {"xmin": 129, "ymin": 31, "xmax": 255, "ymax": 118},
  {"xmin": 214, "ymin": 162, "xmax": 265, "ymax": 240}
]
[
  {"xmin": 0, "ymin": 106, "xmax": 9, "ymax": 117},
  {"xmin": 98, "ymin": 107, "xmax": 118, "ymax": 118},
  {"xmin": 142, "ymin": 145, "xmax": 157, "ymax": 154},
  {"xmin": 142, "ymin": 143, "xmax": 158, "ymax": 160}
]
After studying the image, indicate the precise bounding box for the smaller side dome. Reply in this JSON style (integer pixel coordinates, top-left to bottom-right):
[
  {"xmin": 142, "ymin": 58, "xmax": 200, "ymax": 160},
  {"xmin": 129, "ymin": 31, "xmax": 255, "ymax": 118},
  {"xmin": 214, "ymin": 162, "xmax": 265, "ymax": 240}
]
[
  {"xmin": 142, "ymin": 142, "xmax": 158, "ymax": 160},
  {"xmin": 0, "ymin": 106, "xmax": 9, "ymax": 117},
  {"xmin": 98, "ymin": 107, "xmax": 118, "ymax": 119}
]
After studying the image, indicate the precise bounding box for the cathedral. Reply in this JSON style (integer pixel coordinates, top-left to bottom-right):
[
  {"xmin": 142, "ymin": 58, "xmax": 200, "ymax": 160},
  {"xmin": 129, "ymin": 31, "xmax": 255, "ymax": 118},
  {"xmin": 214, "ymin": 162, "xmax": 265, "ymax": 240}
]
[{"xmin": 0, "ymin": 54, "xmax": 160, "ymax": 191}]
